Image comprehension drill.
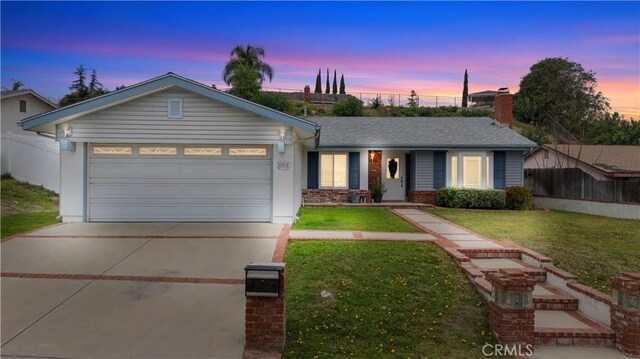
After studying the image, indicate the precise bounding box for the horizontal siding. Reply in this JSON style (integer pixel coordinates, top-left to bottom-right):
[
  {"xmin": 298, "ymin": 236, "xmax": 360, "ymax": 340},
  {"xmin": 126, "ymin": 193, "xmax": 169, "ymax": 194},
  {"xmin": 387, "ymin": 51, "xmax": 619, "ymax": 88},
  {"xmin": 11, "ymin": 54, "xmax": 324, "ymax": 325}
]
[
  {"xmin": 505, "ymin": 151, "xmax": 524, "ymax": 186},
  {"xmin": 415, "ymin": 151, "xmax": 434, "ymax": 190},
  {"xmin": 58, "ymin": 88, "xmax": 291, "ymax": 143},
  {"xmin": 410, "ymin": 152, "xmax": 416, "ymax": 191}
]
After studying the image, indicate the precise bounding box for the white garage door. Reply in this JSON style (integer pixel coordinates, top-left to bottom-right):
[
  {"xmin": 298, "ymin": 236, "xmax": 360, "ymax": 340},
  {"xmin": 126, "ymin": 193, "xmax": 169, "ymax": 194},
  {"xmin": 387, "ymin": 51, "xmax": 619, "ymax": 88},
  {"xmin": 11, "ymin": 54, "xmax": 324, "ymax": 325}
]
[{"xmin": 88, "ymin": 144, "xmax": 272, "ymax": 222}]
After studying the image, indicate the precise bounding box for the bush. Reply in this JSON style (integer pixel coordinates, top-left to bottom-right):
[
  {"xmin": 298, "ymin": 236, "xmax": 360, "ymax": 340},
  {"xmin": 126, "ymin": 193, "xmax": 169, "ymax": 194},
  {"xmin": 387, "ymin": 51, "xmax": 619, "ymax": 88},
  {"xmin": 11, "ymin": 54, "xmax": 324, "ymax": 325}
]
[
  {"xmin": 435, "ymin": 187, "xmax": 506, "ymax": 209},
  {"xmin": 251, "ymin": 92, "xmax": 289, "ymax": 112},
  {"xmin": 505, "ymin": 186, "xmax": 533, "ymax": 210},
  {"xmin": 333, "ymin": 96, "xmax": 364, "ymax": 116}
]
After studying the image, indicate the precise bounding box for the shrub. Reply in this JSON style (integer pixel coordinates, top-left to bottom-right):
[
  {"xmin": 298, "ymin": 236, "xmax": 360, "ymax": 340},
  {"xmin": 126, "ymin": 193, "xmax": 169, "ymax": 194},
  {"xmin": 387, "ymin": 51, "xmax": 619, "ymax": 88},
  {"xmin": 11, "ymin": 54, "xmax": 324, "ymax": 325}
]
[
  {"xmin": 251, "ymin": 92, "xmax": 289, "ymax": 112},
  {"xmin": 505, "ymin": 186, "xmax": 533, "ymax": 210},
  {"xmin": 333, "ymin": 96, "xmax": 364, "ymax": 116},
  {"xmin": 435, "ymin": 187, "xmax": 506, "ymax": 209}
]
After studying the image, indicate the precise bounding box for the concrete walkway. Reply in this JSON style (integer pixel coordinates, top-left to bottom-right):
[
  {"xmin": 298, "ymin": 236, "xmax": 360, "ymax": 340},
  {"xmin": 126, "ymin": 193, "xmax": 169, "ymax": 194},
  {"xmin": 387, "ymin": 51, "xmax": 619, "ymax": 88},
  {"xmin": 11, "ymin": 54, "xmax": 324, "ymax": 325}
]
[{"xmin": 288, "ymin": 229, "xmax": 435, "ymax": 241}]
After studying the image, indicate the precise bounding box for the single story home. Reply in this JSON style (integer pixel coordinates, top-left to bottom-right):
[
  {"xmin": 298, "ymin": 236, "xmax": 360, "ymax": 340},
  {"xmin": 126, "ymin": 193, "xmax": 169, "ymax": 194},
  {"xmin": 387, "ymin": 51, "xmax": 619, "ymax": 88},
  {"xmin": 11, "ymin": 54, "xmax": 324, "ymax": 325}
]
[
  {"xmin": 20, "ymin": 73, "xmax": 536, "ymax": 224},
  {"xmin": 525, "ymin": 144, "xmax": 640, "ymax": 181}
]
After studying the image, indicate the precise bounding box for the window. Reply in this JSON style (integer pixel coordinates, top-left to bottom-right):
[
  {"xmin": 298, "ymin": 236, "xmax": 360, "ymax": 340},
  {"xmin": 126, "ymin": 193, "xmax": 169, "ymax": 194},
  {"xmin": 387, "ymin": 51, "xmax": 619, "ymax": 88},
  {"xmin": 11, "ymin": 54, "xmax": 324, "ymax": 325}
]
[
  {"xmin": 320, "ymin": 153, "xmax": 348, "ymax": 188},
  {"xmin": 93, "ymin": 146, "xmax": 132, "ymax": 155},
  {"xmin": 19, "ymin": 100, "xmax": 26, "ymax": 113},
  {"xmin": 386, "ymin": 158, "xmax": 400, "ymax": 179},
  {"xmin": 184, "ymin": 147, "xmax": 222, "ymax": 156},
  {"xmin": 168, "ymin": 98, "xmax": 182, "ymax": 119},
  {"xmin": 229, "ymin": 147, "xmax": 267, "ymax": 156},
  {"xmin": 450, "ymin": 152, "xmax": 492, "ymax": 189},
  {"xmin": 139, "ymin": 146, "xmax": 177, "ymax": 156}
]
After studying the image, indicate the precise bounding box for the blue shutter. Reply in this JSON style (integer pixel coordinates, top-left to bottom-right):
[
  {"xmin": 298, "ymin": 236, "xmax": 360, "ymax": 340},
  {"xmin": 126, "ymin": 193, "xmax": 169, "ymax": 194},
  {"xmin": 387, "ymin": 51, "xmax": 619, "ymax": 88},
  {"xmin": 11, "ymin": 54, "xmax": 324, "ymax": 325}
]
[
  {"xmin": 307, "ymin": 152, "xmax": 319, "ymax": 189},
  {"xmin": 348, "ymin": 152, "xmax": 360, "ymax": 189},
  {"xmin": 493, "ymin": 151, "xmax": 506, "ymax": 189},
  {"xmin": 433, "ymin": 151, "xmax": 446, "ymax": 189}
]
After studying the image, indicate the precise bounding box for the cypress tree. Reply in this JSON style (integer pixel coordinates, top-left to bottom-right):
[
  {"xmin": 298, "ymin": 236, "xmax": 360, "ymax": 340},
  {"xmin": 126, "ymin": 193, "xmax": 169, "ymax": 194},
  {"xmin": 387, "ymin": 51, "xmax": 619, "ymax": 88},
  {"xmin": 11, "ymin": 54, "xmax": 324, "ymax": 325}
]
[
  {"xmin": 462, "ymin": 69, "xmax": 469, "ymax": 108},
  {"xmin": 325, "ymin": 68, "xmax": 330, "ymax": 94},
  {"xmin": 339, "ymin": 74, "xmax": 345, "ymax": 94},
  {"xmin": 314, "ymin": 69, "xmax": 322, "ymax": 93},
  {"xmin": 332, "ymin": 69, "xmax": 338, "ymax": 94}
]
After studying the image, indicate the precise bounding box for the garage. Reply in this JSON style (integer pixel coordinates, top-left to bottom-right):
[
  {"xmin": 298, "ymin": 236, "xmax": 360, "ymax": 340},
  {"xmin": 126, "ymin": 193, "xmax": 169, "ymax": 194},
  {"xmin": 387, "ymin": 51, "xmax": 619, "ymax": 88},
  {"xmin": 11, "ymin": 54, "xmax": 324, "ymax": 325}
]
[{"xmin": 88, "ymin": 144, "xmax": 272, "ymax": 222}]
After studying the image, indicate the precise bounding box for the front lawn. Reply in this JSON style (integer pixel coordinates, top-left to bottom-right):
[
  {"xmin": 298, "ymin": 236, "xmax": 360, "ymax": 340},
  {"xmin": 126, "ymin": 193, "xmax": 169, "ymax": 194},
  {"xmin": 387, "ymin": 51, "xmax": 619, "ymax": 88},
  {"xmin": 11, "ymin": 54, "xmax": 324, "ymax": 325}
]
[
  {"xmin": 293, "ymin": 208, "xmax": 419, "ymax": 232},
  {"xmin": 1, "ymin": 176, "xmax": 59, "ymax": 238},
  {"xmin": 285, "ymin": 241, "xmax": 497, "ymax": 358},
  {"xmin": 428, "ymin": 208, "xmax": 640, "ymax": 293}
]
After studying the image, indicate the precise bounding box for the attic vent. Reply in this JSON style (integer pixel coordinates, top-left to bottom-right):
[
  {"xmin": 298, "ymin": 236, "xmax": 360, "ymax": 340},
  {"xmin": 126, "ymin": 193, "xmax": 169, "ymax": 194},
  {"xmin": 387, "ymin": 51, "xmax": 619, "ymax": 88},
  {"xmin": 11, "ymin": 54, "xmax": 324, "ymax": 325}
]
[{"xmin": 168, "ymin": 98, "xmax": 183, "ymax": 119}]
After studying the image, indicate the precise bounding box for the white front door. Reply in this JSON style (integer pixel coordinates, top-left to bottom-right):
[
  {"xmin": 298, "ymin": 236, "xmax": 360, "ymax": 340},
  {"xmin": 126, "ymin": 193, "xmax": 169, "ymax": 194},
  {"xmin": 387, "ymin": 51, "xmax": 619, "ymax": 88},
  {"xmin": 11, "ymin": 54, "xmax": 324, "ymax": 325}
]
[{"xmin": 382, "ymin": 151, "xmax": 405, "ymax": 201}]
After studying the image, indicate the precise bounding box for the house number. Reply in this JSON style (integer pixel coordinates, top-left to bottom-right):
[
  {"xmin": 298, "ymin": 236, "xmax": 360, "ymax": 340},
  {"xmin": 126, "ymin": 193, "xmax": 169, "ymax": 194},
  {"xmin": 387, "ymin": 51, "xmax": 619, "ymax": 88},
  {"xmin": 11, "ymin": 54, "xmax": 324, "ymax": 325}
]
[{"xmin": 277, "ymin": 160, "xmax": 290, "ymax": 170}]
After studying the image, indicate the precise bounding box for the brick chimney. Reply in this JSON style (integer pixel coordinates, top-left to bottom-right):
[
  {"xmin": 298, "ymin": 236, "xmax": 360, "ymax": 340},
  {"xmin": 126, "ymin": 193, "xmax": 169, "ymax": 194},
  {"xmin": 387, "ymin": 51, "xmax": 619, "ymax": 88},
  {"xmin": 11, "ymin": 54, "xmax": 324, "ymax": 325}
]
[{"xmin": 494, "ymin": 92, "xmax": 513, "ymax": 128}]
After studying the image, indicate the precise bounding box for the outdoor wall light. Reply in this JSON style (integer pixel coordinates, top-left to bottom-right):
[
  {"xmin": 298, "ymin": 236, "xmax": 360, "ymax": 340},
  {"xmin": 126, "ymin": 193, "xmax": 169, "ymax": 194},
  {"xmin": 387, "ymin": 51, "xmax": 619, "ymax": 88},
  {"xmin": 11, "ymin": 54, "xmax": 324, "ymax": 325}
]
[
  {"xmin": 63, "ymin": 125, "xmax": 73, "ymax": 137},
  {"xmin": 279, "ymin": 127, "xmax": 287, "ymax": 141},
  {"xmin": 369, "ymin": 151, "xmax": 375, "ymax": 162}
]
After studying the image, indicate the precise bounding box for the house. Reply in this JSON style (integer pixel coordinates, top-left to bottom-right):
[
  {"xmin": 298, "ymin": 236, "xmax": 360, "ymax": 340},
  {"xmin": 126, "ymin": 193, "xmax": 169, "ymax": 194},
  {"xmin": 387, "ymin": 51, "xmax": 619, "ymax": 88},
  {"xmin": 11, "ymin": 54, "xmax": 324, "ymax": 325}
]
[
  {"xmin": 525, "ymin": 144, "xmax": 640, "ymax": 180},
  {"xmin": 1, "ymin": 89, "xmax": 60, "ymax": 191},
  {"xmin": 1, "ymin": 89, "xmax": 57, "ymax": 135},
  {"xmin": 19, "ymin": 73, "xmax": 536, "ymax": 223}
]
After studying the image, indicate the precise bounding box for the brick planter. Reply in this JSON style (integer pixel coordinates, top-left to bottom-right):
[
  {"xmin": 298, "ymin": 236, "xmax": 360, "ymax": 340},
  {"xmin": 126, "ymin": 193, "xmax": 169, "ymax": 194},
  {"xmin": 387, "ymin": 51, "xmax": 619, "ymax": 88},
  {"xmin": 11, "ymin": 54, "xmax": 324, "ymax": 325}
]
[
  {"xmin": 611, "ymin": 273, "xmax": 640, "ymax": 358},
  {"xmin": 487, "ymin": 269, "xmax": 536, "ymax": 357}
]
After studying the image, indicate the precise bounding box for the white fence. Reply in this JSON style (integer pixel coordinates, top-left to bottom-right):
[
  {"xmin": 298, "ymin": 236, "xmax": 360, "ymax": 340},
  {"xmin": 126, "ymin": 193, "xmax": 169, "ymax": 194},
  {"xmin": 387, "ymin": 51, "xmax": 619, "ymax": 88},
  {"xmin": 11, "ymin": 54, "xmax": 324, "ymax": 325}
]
[{"xmin": 1, "ymin": 132, "xmax": 60, "ymax": 192}]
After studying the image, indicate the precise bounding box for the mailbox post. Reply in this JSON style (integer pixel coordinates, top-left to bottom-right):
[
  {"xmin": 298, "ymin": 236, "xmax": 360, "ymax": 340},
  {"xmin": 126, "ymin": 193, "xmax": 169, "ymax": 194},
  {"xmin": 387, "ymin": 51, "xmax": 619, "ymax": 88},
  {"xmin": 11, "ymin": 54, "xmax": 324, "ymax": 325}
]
[{"xmin": 244, "ymin": 262, "xmax": 286, "ymax": 354}]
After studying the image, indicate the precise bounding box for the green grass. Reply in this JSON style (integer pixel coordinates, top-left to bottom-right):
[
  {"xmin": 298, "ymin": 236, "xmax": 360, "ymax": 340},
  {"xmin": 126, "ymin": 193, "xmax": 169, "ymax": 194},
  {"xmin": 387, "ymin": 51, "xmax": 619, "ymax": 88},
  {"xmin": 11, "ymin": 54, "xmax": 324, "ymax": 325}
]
[
  {"xmin": 293, "ymin": 208, "xmax": 419, "ymax": 232},
  {"xmin": 428, "ymin": 208, "xmax": 640, "ymax": 293},
  {"xmin": 1, "ymin": 176, "xmax": 59, "ymax": 238},
  {"xmin": 285, "ymin": 241, "xmax": 499, "ymax": 359}
]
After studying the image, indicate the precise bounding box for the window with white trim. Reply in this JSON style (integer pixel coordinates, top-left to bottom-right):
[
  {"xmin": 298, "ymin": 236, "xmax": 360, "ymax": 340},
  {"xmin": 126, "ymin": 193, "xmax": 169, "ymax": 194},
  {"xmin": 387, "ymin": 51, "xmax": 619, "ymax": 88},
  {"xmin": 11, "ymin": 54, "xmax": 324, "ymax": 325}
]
[
  {"xmin": 320, "ymin": 153, "xmax": 348, "ymax": 188},
  {"xmin": 449, "ymin": 152, "xmax": 492, "ymax": 189}
]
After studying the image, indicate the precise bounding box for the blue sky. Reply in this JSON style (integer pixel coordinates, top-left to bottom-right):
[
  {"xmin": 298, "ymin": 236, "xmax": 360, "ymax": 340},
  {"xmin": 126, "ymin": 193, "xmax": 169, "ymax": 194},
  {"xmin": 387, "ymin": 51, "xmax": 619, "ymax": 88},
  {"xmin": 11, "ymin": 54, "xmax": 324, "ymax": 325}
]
[{"xmin": 2, "ymin": 1, "xmax": 638, "ymax": 117}]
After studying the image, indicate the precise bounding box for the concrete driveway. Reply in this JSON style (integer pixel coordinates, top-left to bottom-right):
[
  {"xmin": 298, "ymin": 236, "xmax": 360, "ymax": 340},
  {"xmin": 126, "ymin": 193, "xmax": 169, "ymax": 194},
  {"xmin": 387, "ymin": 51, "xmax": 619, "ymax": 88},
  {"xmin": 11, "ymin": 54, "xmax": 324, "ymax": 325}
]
[{"xmin": 1, "ymin": 223, "xmax": 284, "ymax": 359}]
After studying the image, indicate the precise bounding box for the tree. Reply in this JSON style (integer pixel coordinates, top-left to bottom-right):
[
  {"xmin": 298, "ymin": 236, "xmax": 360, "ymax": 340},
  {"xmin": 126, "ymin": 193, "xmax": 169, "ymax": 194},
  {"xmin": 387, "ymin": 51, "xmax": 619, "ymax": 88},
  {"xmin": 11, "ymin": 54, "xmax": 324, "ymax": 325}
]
[
  {"xmin": 333, "ymin": 96, "xmax": 364, "ymax": 116},
  {"xmin": 584, "ymin": 113, "xmax": 640, "ymax": 145},
  {"xmin": 2, "ymin": 79, "xmax": 24, "ymax": 91},
  {"xmin": 514, "ymin": 57, "xmax": 610, "ymax": 142},
  {"xmin": 222, "ymin": 44, "xmax": 274, "ymax": 87},
  {"xmin": 70, "ymin": 64, "xmax": 89, "ymax": 101},
  {"xmin": 89, "ymin": 69, "xmax": 104, "ymax": 96},
  {"xmin": 227, "ymin": 64, "xmax": 262, "ymax": 100},
  {"xmin": 314, "ymin": 69, "xmax": 322, "ymax": 93},
  {"xmin": 339, "ymin": 74, "xmax": 345, "ymax": 94},
  {"xmin": 368, "ymin": 95, "xmax": 383, "ymax": 110},
  {"xmin": 325, "ymin": 68, "xmax": 330, "ymax": 94},
  {"xmin": 332, "ymin": 69, "xmax": 338, "ymax": 94},
  {"xmin": 462, "ymin": 69, "xmax": 469, "ymax": 108},
  {"xmin": 407, "ymin": 90, "xmax": 419, "ymax": 108}
]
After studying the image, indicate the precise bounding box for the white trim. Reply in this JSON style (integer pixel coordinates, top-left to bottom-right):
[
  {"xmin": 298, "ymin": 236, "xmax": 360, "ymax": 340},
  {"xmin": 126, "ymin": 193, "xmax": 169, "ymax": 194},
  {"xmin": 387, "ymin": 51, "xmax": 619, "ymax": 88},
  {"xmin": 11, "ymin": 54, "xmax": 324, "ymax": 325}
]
[{"xmin": 319, "ymin": 152, "xmax": 349, "ymax": 189}]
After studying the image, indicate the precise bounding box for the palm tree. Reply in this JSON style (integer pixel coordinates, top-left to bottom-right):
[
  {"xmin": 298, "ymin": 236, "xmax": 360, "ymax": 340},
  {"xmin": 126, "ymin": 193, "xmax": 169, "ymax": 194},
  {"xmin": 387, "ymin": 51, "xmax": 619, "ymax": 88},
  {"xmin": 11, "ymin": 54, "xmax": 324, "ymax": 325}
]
[{"xmin": 222, "ymin": 44, "xmax": 274, "ymax": 86}]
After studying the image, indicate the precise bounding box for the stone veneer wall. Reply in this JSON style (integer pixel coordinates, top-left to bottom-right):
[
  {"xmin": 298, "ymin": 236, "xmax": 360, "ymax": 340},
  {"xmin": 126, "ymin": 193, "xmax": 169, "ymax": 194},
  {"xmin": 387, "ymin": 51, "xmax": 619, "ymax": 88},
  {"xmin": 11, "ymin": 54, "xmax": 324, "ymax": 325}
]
[
  {"xmin": 302, "ymin": 189, "xmax": 371, "ymax": 203},
  {"xmin": 368, "ymin": 150, "xmax": 382, "ymax": 187}
]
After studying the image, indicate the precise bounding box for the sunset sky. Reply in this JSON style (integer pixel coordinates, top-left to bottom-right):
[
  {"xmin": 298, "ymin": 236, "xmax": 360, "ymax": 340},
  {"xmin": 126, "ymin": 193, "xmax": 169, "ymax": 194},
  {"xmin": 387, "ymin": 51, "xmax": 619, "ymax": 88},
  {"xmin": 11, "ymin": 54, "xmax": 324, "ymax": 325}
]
[{"xmin": 2, "ymin": 1, "xmax": 639, "ymax": 119}]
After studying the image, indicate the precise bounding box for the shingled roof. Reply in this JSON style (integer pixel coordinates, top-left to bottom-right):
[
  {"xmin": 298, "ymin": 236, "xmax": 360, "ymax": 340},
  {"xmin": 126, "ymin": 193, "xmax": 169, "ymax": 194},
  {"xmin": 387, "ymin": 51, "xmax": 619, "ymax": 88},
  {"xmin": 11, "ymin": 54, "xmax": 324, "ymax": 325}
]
[
  {"xmin": 539, "ymin": 144, "xmax": 640, "ymax": 174},
  {"xmin": 312, "ymin": 116, "xmax": 537, "ymax": 149}
]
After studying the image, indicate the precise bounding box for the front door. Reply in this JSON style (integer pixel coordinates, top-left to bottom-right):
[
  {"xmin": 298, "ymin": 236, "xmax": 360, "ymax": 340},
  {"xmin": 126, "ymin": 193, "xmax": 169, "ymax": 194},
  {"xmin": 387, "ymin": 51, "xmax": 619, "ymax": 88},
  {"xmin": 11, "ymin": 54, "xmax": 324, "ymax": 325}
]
[{"xmin": 382, "ymin": 151, "xmax": 405, "ymax": 201}]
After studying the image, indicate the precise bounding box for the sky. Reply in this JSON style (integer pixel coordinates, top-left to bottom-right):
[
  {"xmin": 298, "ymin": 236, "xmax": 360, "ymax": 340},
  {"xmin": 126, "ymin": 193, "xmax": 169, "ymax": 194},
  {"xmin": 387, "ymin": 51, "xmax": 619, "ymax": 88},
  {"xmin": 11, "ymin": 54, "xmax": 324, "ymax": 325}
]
[{"xmin": 2, "ymin": 1, "xmax": 639, "ymax": 118}]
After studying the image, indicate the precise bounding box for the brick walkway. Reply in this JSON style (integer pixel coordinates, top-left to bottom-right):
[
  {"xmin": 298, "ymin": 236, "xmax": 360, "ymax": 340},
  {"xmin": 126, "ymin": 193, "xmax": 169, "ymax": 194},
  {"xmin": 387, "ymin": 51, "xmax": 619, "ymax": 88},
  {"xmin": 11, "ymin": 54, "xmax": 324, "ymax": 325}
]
[{"xmin": 391, "ymin": 209, "xmax": 627, "ymax": 358}]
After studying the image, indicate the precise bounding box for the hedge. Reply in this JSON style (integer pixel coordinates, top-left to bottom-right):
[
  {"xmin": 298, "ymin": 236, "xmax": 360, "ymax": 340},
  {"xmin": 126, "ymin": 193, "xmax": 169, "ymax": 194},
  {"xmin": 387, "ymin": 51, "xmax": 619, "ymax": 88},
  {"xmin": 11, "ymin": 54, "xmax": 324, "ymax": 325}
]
[
  {"xmin": 435, "ymin": 187, "xmax": 506, "ymax": 209},
  {"xmin": 505, "ymin": 186, "xmax": 533, "ymax": 210}
]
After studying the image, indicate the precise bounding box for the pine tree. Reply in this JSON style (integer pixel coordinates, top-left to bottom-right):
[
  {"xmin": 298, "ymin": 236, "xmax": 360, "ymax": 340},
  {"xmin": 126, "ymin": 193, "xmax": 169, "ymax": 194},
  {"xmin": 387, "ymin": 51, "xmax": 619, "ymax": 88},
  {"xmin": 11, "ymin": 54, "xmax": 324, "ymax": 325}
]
[
  {"xmin": 314, "ymin": 69, "xmax": 322, "ymax": 93},
  {"xmin": 89, "ymin": 69, "xmax": 103, "ymax": 96},
  {"xmin": 339, "ymin": 74, "xmax": 345, "ymax": 94},
  {"xmin": 325, "ymin": 68, "xmax": 330, "ymax": 94},
  {"xmin": 332, "ymin": 69, "xmax": 338, "ymax": 94},
  {"xmin": 462, "ymin": 69, "xmax": 469, "ymax": 108},
  {"xmin": 70, "ymin": 65, "xmax": 88, "ymax": 101}
]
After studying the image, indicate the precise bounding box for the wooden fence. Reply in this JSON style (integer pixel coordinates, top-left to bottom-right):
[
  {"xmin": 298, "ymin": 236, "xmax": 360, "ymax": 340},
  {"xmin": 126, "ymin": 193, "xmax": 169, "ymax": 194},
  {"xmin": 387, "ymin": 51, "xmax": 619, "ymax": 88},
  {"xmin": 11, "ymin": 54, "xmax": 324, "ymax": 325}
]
[{"xmin": 525, "ymin": 168, "xmax": 640, "ymax": 204}]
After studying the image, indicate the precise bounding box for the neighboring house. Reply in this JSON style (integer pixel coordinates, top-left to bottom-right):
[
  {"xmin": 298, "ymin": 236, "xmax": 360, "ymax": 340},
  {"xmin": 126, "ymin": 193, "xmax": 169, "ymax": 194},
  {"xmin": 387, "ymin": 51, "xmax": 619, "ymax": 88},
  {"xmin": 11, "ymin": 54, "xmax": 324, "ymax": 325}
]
[
  {"xmin": 525, "ymin": 145, "xmax": 640, "ymax": 180},
  {"xmin": 1, "ymin": 89, "xmax": 60, "ymax": 191},
  {"xmin": 20, "ymin": 73, "xmax": 536, "ymax": 224}
]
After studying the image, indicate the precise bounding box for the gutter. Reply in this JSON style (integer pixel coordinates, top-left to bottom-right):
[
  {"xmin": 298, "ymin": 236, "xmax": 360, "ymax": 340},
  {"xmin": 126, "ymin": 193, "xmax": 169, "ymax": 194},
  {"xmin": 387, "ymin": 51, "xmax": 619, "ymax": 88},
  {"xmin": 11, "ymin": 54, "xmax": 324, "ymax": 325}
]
[{"xmin": 36, "ymin": 132, "xmax": 56, "ymax": 140}]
